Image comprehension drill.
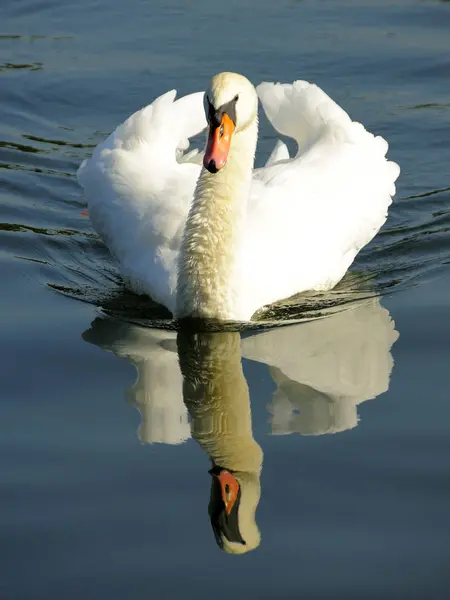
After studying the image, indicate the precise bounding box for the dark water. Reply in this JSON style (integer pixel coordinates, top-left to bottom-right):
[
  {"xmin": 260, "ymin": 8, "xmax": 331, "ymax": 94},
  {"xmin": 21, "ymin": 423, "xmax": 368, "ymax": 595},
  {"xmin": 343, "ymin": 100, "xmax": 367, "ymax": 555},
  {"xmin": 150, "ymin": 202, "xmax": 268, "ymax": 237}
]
[{"xmin": 2, "ymin": 0, "xmax": 450, "ymax": 597}]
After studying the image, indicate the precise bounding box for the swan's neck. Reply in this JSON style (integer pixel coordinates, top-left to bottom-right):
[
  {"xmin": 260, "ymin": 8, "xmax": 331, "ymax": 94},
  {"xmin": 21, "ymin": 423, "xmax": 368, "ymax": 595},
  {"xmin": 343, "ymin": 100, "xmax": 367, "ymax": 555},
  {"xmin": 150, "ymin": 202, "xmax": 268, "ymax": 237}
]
[{"xmin": 176, "ymin": 120, "xmax": 258, "ymax": 320}]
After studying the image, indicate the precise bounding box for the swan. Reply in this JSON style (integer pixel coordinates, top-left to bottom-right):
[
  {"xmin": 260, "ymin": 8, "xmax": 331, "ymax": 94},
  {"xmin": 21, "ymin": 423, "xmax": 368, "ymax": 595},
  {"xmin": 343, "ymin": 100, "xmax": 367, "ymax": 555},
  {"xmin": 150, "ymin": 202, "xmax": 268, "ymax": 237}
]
[{"xmin": 78, "ymin": 71, "xmax": 400, "ymax": 321}]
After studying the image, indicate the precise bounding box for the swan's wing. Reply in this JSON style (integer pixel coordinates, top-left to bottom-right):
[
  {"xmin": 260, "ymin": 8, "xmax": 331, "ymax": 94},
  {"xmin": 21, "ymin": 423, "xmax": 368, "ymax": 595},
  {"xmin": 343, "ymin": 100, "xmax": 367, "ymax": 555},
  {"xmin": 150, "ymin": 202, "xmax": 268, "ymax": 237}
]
[
  {"xmin": 77, "ymin": 90, "xmax": 206, "ymax": 312},
  {"xmin": 264, "ymin": 139, "xmax": 290, "ymax": 167},
  {"xmin": 243, "ymin": 81, "xmax": 400, "ymax": 313}
]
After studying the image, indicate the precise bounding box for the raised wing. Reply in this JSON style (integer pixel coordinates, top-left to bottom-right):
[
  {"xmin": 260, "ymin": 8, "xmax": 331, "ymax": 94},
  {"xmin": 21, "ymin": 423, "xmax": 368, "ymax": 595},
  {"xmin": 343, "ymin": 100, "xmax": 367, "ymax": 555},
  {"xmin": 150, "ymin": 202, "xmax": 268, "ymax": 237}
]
[
  {"xmin": 242, "ymin": 80, "xmax": 400, "ymax": 314},
  {"xmin": 77, "ymin": 90, "xmax": 206, "ymax": 312}
]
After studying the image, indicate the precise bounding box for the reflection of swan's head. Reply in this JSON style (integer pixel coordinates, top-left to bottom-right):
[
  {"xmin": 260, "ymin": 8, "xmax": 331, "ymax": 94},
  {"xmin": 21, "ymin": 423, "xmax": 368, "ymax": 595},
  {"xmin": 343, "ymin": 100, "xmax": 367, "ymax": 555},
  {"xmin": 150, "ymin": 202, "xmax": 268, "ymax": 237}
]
[
  {"xmin": 208, "ymin": 467, "xmax": 261, "ymax": 555},
  {"xmin": 203, "ymin": 72, "xmax": 258, "ymax": 173}
]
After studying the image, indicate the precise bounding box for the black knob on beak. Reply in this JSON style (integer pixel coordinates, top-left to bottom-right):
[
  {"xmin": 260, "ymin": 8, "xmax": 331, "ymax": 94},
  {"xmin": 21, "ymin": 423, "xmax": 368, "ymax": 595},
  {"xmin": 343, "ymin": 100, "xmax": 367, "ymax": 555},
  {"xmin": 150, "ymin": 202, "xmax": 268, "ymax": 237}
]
[{"xmin": 206, "ymin": 159, "xmax": 218, "ymax": 174}]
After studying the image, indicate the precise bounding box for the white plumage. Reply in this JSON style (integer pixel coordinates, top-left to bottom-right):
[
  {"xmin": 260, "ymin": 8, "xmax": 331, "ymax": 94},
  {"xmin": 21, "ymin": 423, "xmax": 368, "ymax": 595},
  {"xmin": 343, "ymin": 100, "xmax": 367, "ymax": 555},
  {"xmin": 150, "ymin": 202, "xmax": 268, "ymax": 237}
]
[{"xmin": 78, "ymin": 74, "xmax": 400, "ymax": 320}]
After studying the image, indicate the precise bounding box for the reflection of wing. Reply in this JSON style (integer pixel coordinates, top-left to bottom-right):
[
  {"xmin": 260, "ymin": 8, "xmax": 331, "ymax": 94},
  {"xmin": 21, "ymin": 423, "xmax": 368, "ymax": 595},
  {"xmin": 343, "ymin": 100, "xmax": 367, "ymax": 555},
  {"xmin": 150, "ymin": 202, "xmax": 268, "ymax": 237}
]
[
  {"xmin": 82, "ymin": 320, "xmax": 189, "ymax": 445},
  {"xmin": 242, "ymin": 297, "xmax": 398, "ymax": 435},
  {"xmin": 83, "ymin": 295, "xmax": 397, "ymax": 441}
]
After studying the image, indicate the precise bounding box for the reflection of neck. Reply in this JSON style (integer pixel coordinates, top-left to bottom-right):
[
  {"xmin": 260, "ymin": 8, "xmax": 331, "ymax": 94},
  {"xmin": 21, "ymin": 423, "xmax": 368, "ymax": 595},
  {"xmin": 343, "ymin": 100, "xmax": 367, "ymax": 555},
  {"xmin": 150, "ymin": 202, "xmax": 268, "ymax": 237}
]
[
  {"xmin": 177, "ymin": 331, "xmax": 262, "ymax": 473},
  {"xmin": 176, "ymin": 121, "xmax": 258, "ymax": 320}
]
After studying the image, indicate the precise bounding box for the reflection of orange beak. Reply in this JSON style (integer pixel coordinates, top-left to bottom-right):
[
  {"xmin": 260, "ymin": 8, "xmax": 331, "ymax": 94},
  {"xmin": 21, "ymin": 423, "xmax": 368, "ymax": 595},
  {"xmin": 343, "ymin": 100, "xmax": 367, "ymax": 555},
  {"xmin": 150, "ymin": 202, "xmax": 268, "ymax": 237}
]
[
  {"xmin": 213, "ymin": 469, "xmax": 240, "ymax": 516},
  {"xmin": 203, "ymin": 113, "xmax": 235, "ymax": 173}
]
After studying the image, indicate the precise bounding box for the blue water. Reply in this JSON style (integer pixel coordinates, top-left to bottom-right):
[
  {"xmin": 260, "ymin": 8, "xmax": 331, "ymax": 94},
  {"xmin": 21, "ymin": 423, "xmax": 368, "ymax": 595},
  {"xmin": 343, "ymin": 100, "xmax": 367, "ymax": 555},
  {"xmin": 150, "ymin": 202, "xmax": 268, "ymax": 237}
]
[{"xmin": 1, "ymin": 0, "xmax": 450, "ymax": 598}]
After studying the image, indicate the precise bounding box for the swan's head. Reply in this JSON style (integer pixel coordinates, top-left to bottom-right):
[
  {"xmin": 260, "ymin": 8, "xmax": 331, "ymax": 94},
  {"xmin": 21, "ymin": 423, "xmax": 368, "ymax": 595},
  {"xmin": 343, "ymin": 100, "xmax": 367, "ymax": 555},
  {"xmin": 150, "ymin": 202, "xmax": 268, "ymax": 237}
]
[
  {"xmin": 208, "ymin": 466, "xmax": 261, "ymax": 554},
  {"xmin": 203, "ymin": 72, "xmax": 258, "ymax": 173}
]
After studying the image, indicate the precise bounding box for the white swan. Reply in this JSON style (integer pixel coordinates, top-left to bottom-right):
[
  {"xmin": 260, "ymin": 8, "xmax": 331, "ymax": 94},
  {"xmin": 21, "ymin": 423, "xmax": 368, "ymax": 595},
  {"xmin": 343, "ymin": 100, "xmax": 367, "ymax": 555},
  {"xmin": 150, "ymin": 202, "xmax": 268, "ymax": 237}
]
[{"xmin": 78, "ymin": 72, "xmax": 400, "ymax": 321}]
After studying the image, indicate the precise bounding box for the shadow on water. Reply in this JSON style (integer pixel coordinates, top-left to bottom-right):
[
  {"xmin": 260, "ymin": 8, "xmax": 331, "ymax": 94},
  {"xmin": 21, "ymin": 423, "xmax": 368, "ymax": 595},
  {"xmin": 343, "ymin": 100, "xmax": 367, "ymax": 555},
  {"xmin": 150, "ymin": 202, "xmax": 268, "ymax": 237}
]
[{"xmin": 83, "ymin": 295, "xmax": 398, "ymax": 553}]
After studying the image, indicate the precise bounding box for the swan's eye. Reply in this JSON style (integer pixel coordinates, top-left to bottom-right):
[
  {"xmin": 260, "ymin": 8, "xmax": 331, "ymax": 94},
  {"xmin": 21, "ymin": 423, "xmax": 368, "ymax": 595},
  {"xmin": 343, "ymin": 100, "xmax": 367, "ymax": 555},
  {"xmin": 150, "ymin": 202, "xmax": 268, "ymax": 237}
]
[{"xmin": 234, "ymin": 94, "xmax": 239, "ymax": 102}]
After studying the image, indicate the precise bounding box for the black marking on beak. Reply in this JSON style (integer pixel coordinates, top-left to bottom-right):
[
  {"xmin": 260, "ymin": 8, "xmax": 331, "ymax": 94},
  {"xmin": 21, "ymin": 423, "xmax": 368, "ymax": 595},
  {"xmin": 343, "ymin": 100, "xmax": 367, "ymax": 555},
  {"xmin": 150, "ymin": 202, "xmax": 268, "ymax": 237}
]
[
  {"xmin": 205, "ymin": 159, "xmax": 218, "ymax": 174},
  {"xmin": 207, "ymin": 96, "xmax": 238, "ymax": 129}
]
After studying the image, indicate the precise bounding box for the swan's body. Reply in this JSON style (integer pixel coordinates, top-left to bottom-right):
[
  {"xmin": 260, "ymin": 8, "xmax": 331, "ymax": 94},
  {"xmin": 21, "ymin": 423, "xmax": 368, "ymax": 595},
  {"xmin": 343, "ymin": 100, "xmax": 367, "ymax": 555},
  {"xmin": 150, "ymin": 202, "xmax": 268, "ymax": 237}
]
[{"xmin": 78, "ymin": 72, "xmax": 400, "ymax": 321}]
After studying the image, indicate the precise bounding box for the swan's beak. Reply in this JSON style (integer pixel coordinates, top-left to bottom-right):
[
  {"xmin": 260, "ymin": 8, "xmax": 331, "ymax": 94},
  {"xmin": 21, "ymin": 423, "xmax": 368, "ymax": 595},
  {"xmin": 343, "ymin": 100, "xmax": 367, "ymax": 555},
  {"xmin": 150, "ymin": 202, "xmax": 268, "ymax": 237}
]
[
  {"xmin": 203, "ymin": 113, "xmax": 235, "ymax": 173},
  {"xmin": 211, "ymin": 468, "xmax": 240, "ymax": 515},
  {"xmin": 209, "ymin": 467, "xmax": 246, "ymax": 548}
]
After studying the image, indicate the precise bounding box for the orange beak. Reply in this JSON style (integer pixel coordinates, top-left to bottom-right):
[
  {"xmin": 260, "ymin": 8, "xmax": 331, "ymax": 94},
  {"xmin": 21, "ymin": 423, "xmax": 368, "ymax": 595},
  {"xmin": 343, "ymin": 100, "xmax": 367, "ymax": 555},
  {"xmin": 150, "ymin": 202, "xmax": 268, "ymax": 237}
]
[
  {"xmin": 203, "ymin": 113, "xmax": 235, "ymax": 173},
  {"xmin": 213, "ymin": 469, "xmax": 240, "ymax": 516}
]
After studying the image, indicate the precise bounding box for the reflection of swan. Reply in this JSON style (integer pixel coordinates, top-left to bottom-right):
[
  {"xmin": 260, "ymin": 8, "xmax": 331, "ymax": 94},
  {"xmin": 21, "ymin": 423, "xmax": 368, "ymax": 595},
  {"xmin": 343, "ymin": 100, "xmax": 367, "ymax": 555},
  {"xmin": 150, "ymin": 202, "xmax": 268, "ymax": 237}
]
[
  {"xmin": 178, "ymin": 332, "xmax": 263, "ymax": 554},
  {"xmin": 242, "ymin": 298, "xmax": 399, "ymax": 435},
  {"xmin": 83, "ymin": 296, "xmax": 398, "ymax": 552},
  {"xmin": 78, "ymin": 72, "xmax": 399, "ymax": 321},
  {"xmin": 82, "ymin": 320, "xmax": 189, "ymax": 445},
  {"xmin": 83, "ymin": 296, "xmax": 398, "ymax": 443}
]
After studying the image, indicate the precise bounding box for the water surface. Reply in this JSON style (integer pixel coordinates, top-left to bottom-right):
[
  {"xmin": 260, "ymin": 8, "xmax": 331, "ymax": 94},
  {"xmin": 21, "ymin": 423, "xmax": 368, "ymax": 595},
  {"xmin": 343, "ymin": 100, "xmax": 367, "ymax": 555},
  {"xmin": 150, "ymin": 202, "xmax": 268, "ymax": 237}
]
[{"xmin": 1, "ymin": 0, "xmax": 450, "ymax": 598}]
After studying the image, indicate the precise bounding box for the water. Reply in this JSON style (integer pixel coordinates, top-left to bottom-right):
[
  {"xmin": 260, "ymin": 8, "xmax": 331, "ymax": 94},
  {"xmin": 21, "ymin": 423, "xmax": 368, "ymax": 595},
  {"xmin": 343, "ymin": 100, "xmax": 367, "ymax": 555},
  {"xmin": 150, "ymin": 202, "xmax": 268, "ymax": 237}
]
[{"xmin": 1, "ymin": 0, "xmax": 450, "ymax": 597}]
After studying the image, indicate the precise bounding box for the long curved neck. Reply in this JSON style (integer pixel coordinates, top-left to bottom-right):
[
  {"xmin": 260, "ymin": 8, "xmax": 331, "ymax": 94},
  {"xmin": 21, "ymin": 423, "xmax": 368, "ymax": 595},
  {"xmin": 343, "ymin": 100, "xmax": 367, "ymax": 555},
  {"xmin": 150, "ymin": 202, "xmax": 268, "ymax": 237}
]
[{"xmin": 176, "ymin": 120, "xmax": 258, "ymax": 320}]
